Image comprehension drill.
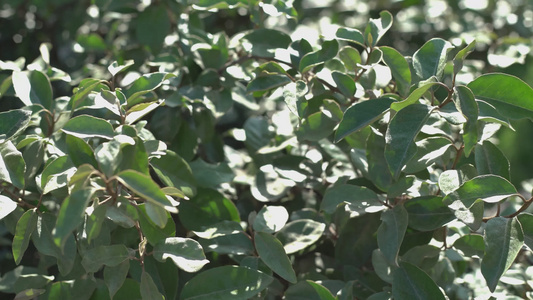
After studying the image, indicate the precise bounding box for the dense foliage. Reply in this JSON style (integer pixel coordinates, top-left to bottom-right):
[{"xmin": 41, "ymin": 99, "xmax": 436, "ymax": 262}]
[{"xmin": 2, "ymin": 0, "xmax": 533, "ymax": 299}]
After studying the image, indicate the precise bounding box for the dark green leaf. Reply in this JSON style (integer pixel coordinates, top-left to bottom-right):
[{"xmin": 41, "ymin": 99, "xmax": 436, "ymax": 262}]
[
  {"xmin": 12, "ymin": 70, "xmax": 53, "ymax": 109},
  {"xmin": 180, "ymin": 265, "xmax": 273, "ymax": 300},
  {"xmin": 412, "ymin": 38, "xmax": 453, "ymax": 81},
  {"xmin": 247, "ymin": 74, "xmax": 291, "ymax": 93},
  {"xmin": 332, "ymin": 71, "xmax": 356, "ymax": 97},
  {"xmin": 243, "ymin": 28, "xmax": 292, "ymax": 57},
  {"xmin": 381, "ymin": 46, "xmax": 411, "ymax": 97},
  {"xmin": 296, "ymin": 109, "xmax": 338, "ymax": 141},
  {"xmin": 275, "ymin": 219, "xmax": 326, "ymax": 254},
  {"xmin": 138, "ymin": 203, "xmax": 175, "ymax": 246},
  {"xmin": 81, "ymin": 244, "xmax": 132, "ymax": 273},
  {"xmin": 188, "ymin": 159, "xmax": 234, "ymax": 188},
  {"xmin": 475, "ymin": 140, "xmax": 510, "ymax": 180},
  {"xmin": 145, "ymin": 202, "xmax": 168, "ymax": 228},
  {"xmin": 320, "ymin": 184, "xmax": 382, "ymax": 215},
  {"xmin": 12, "ymin": 209, "xmax": 37, "ymax": 264},
  {"xmin": 300, "ymin": 39, "xmax": 339, "ymax": 73},
  {"xmin": 404, "ymin": 196, "xmax": 454, "ymax": 231},
  {"xmin": 338, "ymin": 46, "xmax": 362, "ymax": 72},
  {"xmin": 200, "ymin": 232, "xmax": 254, "ymax": 255},
  {"xmin": 404, "ymin": 137, "xmax": 453, "ymax": 173},
  {"xmin": 0, "ymin": 109, "xmax": 32, "ymax": 143},
  {"xmin": 364, "ymin": 11, "xmax": 393, "ymax": 47},
  {"xmin": 22, "ymin": 139, "xmax": 44, "ymax": 183},
  {"xmin": 69, "ymin": 78, "xmax": 107, "ymax": 111},
  {"xmin": 307, "ymin": 281, "xmax": 336, "ymax": 300},
  {"xmin": 481, "ymin": 217, "xmax": 524, "ymax": 292},
  {"xmin": 477, "ymin": 100, "xmax": 513, "ymax": 128},
  {"xmin": 468, "ymin": 73, "xmax": 533, "ymax": 120},
  {"xmin": 377, "ymin": 205, "xmax": 408, "ymax": 266},
  {"xmin": 0, "ymin": 140, "xmax": 26, "ymax": 188},
  {"xmin": 366, "ymin": 128, "xmax": 394, "ymax": 191},
  {"xmin": 124, "ymin": 72, "xmax": 175, "ymax": 107},
  {"xmin": 253, "ymin": 205, "xmax": 289, "ymax": 233},
  {"xmin": 151, "ymin": 150, "xmax": 196, "ymax": 197},
  {"xmin": 104, "ymin": 260, "xmax": 130, "ymax": 300},
  {"xmin": 255, "ymin": 231, "xmax": 297, "ymax": 283},
  {"xmin": 153, "ymin": 237, "xmax": 209, "ymax": 272},
  {"xmin": 443, "ymin": 175, "xmax": 518, "ymax": 207},
  {"xmin": 140, "ymin": 271, "xmax": 165, "ymax": 300},
  {"xmin": 335, "ymin": 27, "xmax": 365, "ymax": 46},
  {"xmin": 62, "ymin": 115, "xmax": 114, "ymax": 139},
  {"xmin": 390, "ymin": 82, "xmax": 439, "ymax": 112},
  {"xmin": 116, "ymin": 170, "xmax": 175, "ymax": 213},
  {"xmin": 454, "ymin": 85, "xmax": 478, "ymax": 156},
  {"xmin": 136, "ymin": 5, "xmax": 170, "ymax": 52},
  {"xmin": 65, "ymin": 135, "xmax": 98, "ymax": 168},
  {"xmin": 517, "ymin": 213, "xmax": 533, "ymax": 250},
  {"xmin": 336, "ymin": 213, "xmax": 381, "ymax": 268},
  {"xmin": 392, "ymin": 262, "xmax": 446, "ymax": 300},
  {"xmin": 53, "ymin": 187, "xmax": 95, "ymax": 248},
  {"xmin": 385, "ymin": 104, "xmax": 434, "ymax": 179},
  {"xmin": 41, "ymin": 155, "xmax": 75, "ymax": 194},
  {"xmin": 453, "ymin": 234, "xmax": 485, "ymax": 257},
  {"xmin": 453, "ymin": 40, "xmax": 476, "ymax": 75}
]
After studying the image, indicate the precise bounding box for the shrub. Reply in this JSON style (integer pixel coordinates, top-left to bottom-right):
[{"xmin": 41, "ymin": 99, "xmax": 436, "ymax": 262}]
[{"xmin": 1, "ymin": 1, "xmax": 533, "ymax": 299}]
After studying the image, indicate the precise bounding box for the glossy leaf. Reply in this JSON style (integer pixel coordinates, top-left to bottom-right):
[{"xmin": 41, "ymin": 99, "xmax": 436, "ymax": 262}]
[
  {"xmin": 320, "ymin": 184, "xmax": 381, "ymax": 215},
  {"xmin": 140, "ymin": 271, "xmax": 165, "ymax": 300},
  {"xmin": 385, "ymin": 104, "xmax": 434, "ymax": 179},
  {"xmin": 247, "ymin": 74, "xmax": 291, "ymax": 93},
  {"xmin": 377, "ymin": 205, "xmax": 408, "ymax": 266},
  {"xmin": 300, "ymin": 39, "xmax": 339, "ymax": 73},
  {"xmin": 0, "ymin": 140, "xmax": 26, "ymax": 188},
  {"xmin": 12, "ymin": 70, "xmax": 53, "ymax": 109},
  {"xmin": 404, "ymin": 137, "xmax": 453, "ymax": 173},
  {"xmin": 443, "ymin": 175, "xmax": 518, "ymax": 208},
  {"xmin": 125, "ymin": 99, "xmax": 164, "ymax": 124},
  {"xmin": 255, "ymin": 232, "xmax": 297, "ymax": 283},
  {"xmin": 364, "ymin": 11, "xmax": 393, "ymax": 47},
  {"xmin": 481, "ymin": 217, "xmax": 524, "ymax": 292},
  {"xmin": 332, "ymin": 71, "xmax": 355, "ymax": 97},
  {"xmin": 151, "ymin": 150, "xmax": 196, "ymax": 197},
  {"xmin": 275, "ymin": 219, "xmax": 326, "ymax": 254},
  {"xmin": 124, "ymin": 72, "xmax": 175, "ymax": 107},
  {"xmin": 253, "ymin": 205, "xmax": 289, "ymax": 233},
  {"xmin": 381, "ymin": 46, "xmax": 411, "ymax": 97},
  {"xmin": 0, "ymin": 109, "xmax": 32, "ymax": 143},
  {"xmin": 180, "ymin": 265, "xmax": 273, "ymax": 300},
  {"xmin": 468, "ymin": 73, "xmax": 533, "ymax": 120},
  {"xmin": 453, "ymin": 40, "xmax": 476, "ymax": 75},
  {"xmin": 145, "ymin": 202, "xmax": 168, "ymax": 228},
  {"xmin": 454, "ymin": 85, "xmax": 478, "ymax": 156},
  {"xmin": 153, "ymin": 237, "xmax": 209, "ymax": 273},
  {"xmin": 412, "ymin": 38, "xmax": 453, "ymax": 81},
  {"xmin": 62, "ymin": 115, "xmax": 114, "ymax": 139},
  {"xmin": 81, "ymin": 244, "xmax": 132, "ymax": 273},
  {"xmin": 475, "ymin": 140, "xmax": 510, "ymax": 180},
  {"xmin": 108, "ymin": 60, "xmax": 134, "ymax": 77},
  {"xmin": 392, "ymin": 262, "xmax": 446, "ymax": 300},
  {"xmin": 404, "ymin": 196, "xmax": 454, "ymax": 231},
  {"xmin": 338, "ymin": 46, "xmax": 362, "ymax": 72},
  {"xmin": 335, "ymin": 27, "xmax": 365, "ymax": 46},
  {"xmin": 390, "ymin": 82, "xmax": 440, "ymax": 112},
  {"xmin": 65, "ymin": 135, "xmax": 98, "ymax": 168},
  {"xmin": 12, "ymin": 209, "xmax": 37, "ymax": 265},
  {"xmin": 116, "ymin": 170, "xmax": 175, "ymax": 213},
  {"xmin": 53, "ymin": 187, "xmax": 95, "ymax": 248},
  {"xmin": 40, "ymin": 155, "xmax": 76, "ymax": 194}
]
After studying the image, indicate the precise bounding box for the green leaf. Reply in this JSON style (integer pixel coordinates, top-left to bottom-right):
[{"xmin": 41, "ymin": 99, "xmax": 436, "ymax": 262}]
[
  {"xmin": 338, "ymin": 46, "xmax": 362, "ymax": 72},
  {"xmin": 320, "ymin": 184, "xmax": 381, "ymax": 215},
  {"xmin": 12, "ymin": 209, "xmax": 37, "ymax": 265},
  {"xmin": 467, "ymin": 73, "xmax": 533, "ymax": 120},
  {"xmin": 275, "ymin": 219, "xmax": 326, "ymax": 254},
  {"xmin": 40, "ymin": 155, "xmax": 76, "ymax": 194},
  {"xmin": 366, "ymin": 128, "xmax": 394, "ymax": 191},
  {"xmin": 253, "ymin": 205, "xmax": 289, "ymax": 233},
  {"xmin": 81, "ymin": 244, "xmax": 133, "ymax": 273},
  {"xmin": 364, "ymin": 11, "xmax": 393, "ymax": 47},
  {"xmin": 108, "ymin": 60, "xmax": 135, "ymax": 77},
  {"xmin": 153, "ymin": 237, "xmax": 209, "ymax": 272},
  {"xmin": 138, "ymin": 203, "xmax": 175, "ymax": 246},
  {"xmin": 140, "ymin": 271, "xmax": 165, "ymax": 300},
  {"xmin": 0, "ymin": 140, "xmax": 26, "ymax": 188},
  {"xmin": 390, "ymin": 82, "xmax": 440, "ymax": 112},
  {"xmin": 145, "ymin": 202, "xmax": 168, "ymax": 228},
  {"xmin": 14, "ymin": 288, "xmax": 46, "ymax": 300},
  {"xmin": 62, "ymin": 115, "xmax": 115, "ymax": 139},
  {"xmin": 475, "ymin": 140, "xmax": 510, "ymax": 180},
  {"xmin": 454, "ymin": 85, "xmax": 478, "ymax": 156},
  {"xmin": 247, "ymin": 74, "xmax": 291, "ymax": 93},
  {"xmin": 124, "ymin": 72, "xmax": 175, "ymax": 107},
  {"xmin": 481, "ymin": 217, "xmax": 524, "ymax": 292},
  {"xmin": 443, "ymin": 175, "xmax": 518, "ymax": 208},
  {"xmin": 385, "ymin": 104, "xmax": 434, "ymax": 179},
  {"xmin": 412, "ymin": 38, "xmax": 453, "ymax": 81},
  {"xmin": 125, "ymin": 99, "xmax": 164, "ymax": 124},
  {"xmin": 477, "ymin": 100, "xmax": 513, "ymax": 128},
  {"xmin": 453, "ymin": 40, "xmax": 476, "ymax": 75},
  {"xmin": 300, "ymin": 39, "xmax": 339, "ymax": 73},
  {"xmin": 151, "ymin": 150, "xmax": 196, "ymax": 197},
  {"xmin": 200, "ymin": 232, "xmax": 254, "ymax": 255},
  {"xmin": 306, "ymin": 281, "xmax": 336, "ymax": 300},
  {"xmin": 104, "ymin": 260, "xmax": 130, "ymax": 300},
  {"xmin": 335, "ymin": 27, "xmax": 365, "ymax": 46},
  {"xmin": 392, "ymin": 262, "xmax": 446, "ymax": 300},
  {"xmin": 332, "ymin": 71, "xmax": 356, "ymax": 97},
  {"xmin": 283, "ymin": 80, "xmax": 308, "ymax": 117},
  {"xmin": 135, "ymin": 5, "xmax": 170, "ymax": 52},
  {"xmin": 65, "ymin": 135, "xmax": 98, "ymax": 168},
  {"xmin": 377, "ymin": 205, "xmax": 408, "ymax": 266},
  {"xmin": 255, "ymin": 232, "xmax": 297, "ymax": 283},
  {"xmin": 180, "ymin": 265, "xmax": 273, "ymax": 300},
  {"xmin": 296, "ymin": 109, "xmax": 338, "ymax": 142},
  {"xmin": 179, "ymin": 188, "xmax": 240, "ymax": 231},
  {"xmin": 404, "ymin": 196, "xmax": 454, "ymax": 231},
  {"xmin": 116, "ymin": 170, "xmax": 175, "ymax": 213},
  {"xmin": 517, "ymin": 213, "xmax": 533, "ymax": 250},
  {"xmin": 243, "ymin": 28, "xmax": 292, "ymax": 57},
  {"xmin": 0, "ymin": 109, "xmax": 32, "ymax": 143},
  {"xmin": 69, "ymin": 78, "xmax": 107, "ymax": 111},
  {"xmin": 403, "ymin": 137, "xmax": 453, "ymax": 173},
  {"xmin": 381, "ymin": 46, "xmax": 411, "ymax": 97},
  {"xmin": 188, "ymin": 159, "xmax": 234, "ymax": 189},
  {"xmin": 53, "ymin": 187, "xmax": 95, "ymax": 248},
  {"xmin": 12, "ymin": 70, "xmax": 53, "ymax": 109},
  {"xmin": 453, "ymin": 234, "xmax": 485, "ymax": 257}
]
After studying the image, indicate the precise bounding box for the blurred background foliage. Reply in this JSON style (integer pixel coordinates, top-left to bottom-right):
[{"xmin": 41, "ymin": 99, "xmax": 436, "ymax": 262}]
[{"xmin": 2, "ymin": 0, "xmax": 533, "ymax": 188}]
